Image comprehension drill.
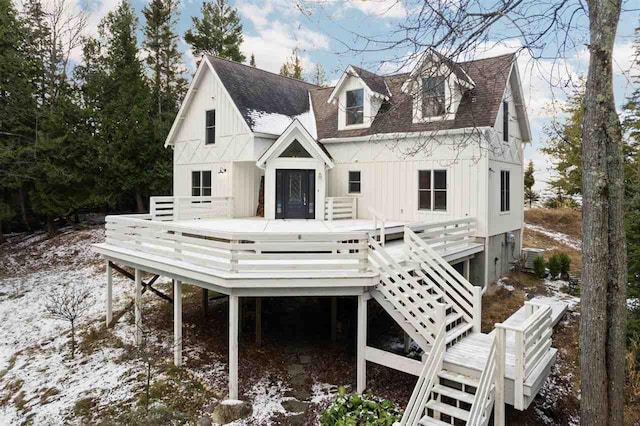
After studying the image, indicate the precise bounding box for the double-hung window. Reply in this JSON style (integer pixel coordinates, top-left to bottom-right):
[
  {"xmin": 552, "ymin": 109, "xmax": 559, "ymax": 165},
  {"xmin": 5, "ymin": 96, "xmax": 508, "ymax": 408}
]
[
  {"xmin": 500, "ymin": 170, "xmax": 510, "ymax": 212},
  {"xmin": 348, "ymin": 171, "xmax": 361, "ymax": 194},
  {"xmin": 422, "ymin": 77, "xmax": 446, "ymax": 117},
  {"xmin": 192, "ymin": 170, "xmax": 212, "ymax": 197},
  {"xmin": 346, "ymin": 89, "xmax": 364, "ymax": 125},
  {"xmin": 418, "ymin": 170, "xmax": 447, "ymax": 211},
  {"xmin": 205, "ymin": 110, "xmax": 215, "ymax": 144},
  {"xmin": 502, "ymin": 101, "xmax": 509, "ymax": 142}
]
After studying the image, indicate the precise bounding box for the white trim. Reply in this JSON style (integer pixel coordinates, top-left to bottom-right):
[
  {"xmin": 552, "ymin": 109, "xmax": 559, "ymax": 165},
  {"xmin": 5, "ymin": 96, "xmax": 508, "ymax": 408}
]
[
  {"xmin": 401, "ymin": 50, "xmax": 476, "ymax": 93},
  {"xmin": 328, "ymin": 65, "xmax": 390, "ymax": 105},
  {"xmin": 256, "ymin": 119, "xmax": 334, "ymax": 169},
  {"xmin": 320, "ymin": 127, "xmax": 489, "ymax": 143}
]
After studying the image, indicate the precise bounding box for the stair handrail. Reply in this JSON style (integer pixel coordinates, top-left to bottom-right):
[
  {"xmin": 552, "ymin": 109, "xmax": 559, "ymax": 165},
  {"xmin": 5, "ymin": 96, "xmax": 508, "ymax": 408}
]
[
  {"xmin": 467, "ymin": 333, "xmax": 500, "ymax": 426},
  {"xmin": 404, "ymin": 227, "xmax": 482, "ymax": 332},
  {"xmin": 368, "ymin": 206, "xmax": 386, "ymax": 246},
  {"xmin": 400, "ymin": 320, "xmax": 447, "ymax": 426},
  {"xmin": 369, "ymin": 235, "xmax": 447, "ymax": 341}
]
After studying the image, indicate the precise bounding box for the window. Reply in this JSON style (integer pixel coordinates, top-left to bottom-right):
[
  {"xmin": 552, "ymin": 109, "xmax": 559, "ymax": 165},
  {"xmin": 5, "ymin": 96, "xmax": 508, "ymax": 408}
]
[
  {"xmin": 205, "ymin": 110, "xmax": 215, "ymax": 144},
  {"xmin": 349, "ymin": 171, "xmax": 361, "ymax": 193},
  {"xmin": 500, "ymin": 170, "xmax": 510, "ymax": 212},
  {"xmin": 346, "ymin": 89, "xmax": 364, "ymax": 125},
  {"xmin": 422, "ymin": 77, "xmax": 446, "ymax": 117},
  {"xmin": 502, "ymin": 101, "xmax": 509, "ymax": 142},
  {"xmin": 280, "ymin": 139, "xmax": 312, "ymax": 158},
  {"xmin": 418, "ymin": 170, "xmax": 447, "ymax": 211},
  {"xmin": 191, "ymin": 170, "xmax": 212, "ymax": 197}
]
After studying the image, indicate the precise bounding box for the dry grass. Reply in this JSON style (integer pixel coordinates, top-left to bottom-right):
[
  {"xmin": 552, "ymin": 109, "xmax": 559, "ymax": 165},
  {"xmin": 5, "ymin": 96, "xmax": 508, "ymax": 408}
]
[
  {"xmin": 523, "ymin": 227, "xmax": 582, "ymax": 276},
  {"xmin": 525, "ymin": 208, "xmax": 582, "ymax": 240}
]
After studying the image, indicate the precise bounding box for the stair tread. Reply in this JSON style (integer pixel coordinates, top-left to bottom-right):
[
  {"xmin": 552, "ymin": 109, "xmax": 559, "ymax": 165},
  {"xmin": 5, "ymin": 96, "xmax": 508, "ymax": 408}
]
[
  {"xmin": 425, "ymin": 400, "xmax": 470, "ymax": 421},
  {"xmin": 432, "ymin": 384, "xmax": 475, "ymax": 404},
  {"xmin": 445, "ymin": 312, "xmax": 463, "ymax": 323},
  {"xmin": 438, "ymin": 370, "xmax": 480, "ymax": 388},
  {"xmin": 446, "ymin": 322, "xmax": 473, "ymax": 344},
  {"xmin": 418, "ymin": 416, "xmax": 455, "ymax": 426}
]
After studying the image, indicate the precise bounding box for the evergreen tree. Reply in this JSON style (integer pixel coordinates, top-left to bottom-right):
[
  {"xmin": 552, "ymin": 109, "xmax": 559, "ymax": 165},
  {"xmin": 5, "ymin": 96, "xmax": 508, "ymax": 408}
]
[
  {"xmin": 184, "ymin": 0, "xmax": 245, "ymax": 62},
  {"xmin": 310, "ymin": 63, "xmax": 327, "ymax": 86},
  {"xmin": 279, "ymin": 48, "xmax": 303, "ymax": 80},
  {"xmin": 250, "ymin": 53, "xmax": 256, "ymax": 67},
  {"xmin": 523, "ymin": 160, "xmax": 539, "ymax": 207}
]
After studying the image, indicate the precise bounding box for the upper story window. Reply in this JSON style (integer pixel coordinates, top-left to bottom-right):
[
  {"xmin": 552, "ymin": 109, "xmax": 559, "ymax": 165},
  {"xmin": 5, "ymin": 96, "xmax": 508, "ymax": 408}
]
[
  {"xmin": 346, "ymin": 89, "xmax": 364, "ymax": 125},
  {"xmin": 500, "ymin": 170, "xmax": 510, "ymax": 212},
  {"xmin": 192, "ymin": 170, "xmax": 212, "ymax": 197},
  {"xmin": 422, "ymin": 77, "xmax": 446, "ymax": 117},
  {"xmin": 418, "ymin": 169, "xmax": 447, "ymax": 211},
  {"xmin": 205, "ymin": 110, "xmax": 215, "ymax": 145},
  {"xmin": 502, "ymin": 101, "xmax": 509, "ymax": 142},
  {"xmin": 349, "ymin": 171, "xmax": 361, "ymax": 193}
]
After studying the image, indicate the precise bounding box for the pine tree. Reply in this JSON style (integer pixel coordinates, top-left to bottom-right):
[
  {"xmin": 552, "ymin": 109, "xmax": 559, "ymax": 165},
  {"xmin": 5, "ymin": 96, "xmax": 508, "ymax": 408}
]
[
  {"xmin": 279, "ymin": 48, "xmax": 303, "ymax": 80},
  {"xmin": 250, "ymin": 53, "xmax": 256, "ymax": 67},
  {"xmin": 184, "ymin": 0, "xmax": 245, "ymax": 62},
  {"xmin": 523, "ymin": 160, "xmax": 539, "ymax": 207},
  {"xmin": 310, "ymin": 63, "xmax": 327, "ymax": 86}
]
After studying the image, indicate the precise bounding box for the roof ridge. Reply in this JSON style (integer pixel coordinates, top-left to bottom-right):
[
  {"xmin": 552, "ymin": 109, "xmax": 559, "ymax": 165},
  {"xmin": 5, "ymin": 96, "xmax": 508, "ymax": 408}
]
[
  {"xmin": 458, "ymin": 52, "xmax": 516, "ymax": 65},
  {"xmin": 205, "ymin": 54, "xmax": 319, "ymax": 88}
]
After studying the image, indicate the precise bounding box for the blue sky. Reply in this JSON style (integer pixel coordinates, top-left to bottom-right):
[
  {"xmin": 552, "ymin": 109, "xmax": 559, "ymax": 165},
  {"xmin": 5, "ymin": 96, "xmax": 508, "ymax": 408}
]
[{"xmin": 58, "ymin": 0, "xmax": 640, "ymax": 189}]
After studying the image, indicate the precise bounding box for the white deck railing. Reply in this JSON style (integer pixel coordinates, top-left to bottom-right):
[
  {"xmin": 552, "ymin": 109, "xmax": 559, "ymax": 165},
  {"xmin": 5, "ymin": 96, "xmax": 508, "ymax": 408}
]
[
  {"xmin": 325, "ymin": 197, "xmax": 357, "ymax": 220},
  {"xmin": 495, "ymin": 302, "xmax": 553, "ymax": 409},
  {"xmin": 150, "ymin": 196, "xmax": 233, "ymax": 221},
  {"xmin": 105, "ymin": 215, "xmax": 370, "ymax": 274},
  {"xmin": 468, "ymin": 334, "xmax": 498, "ymax": 426},
  {"xmin": 368, "ymin": 206, "xmax": 386, "ymax": 246},
  {"xmin": 404, "ymin": 227, "xmax": 482, "ymax": 332},
  {"xmin": 400, "ymin": 322, "xmax": 447, "ymax": 426},
  {"xmin": 408, "ymin": 217, "xmax": 479, "ymax": 255}
]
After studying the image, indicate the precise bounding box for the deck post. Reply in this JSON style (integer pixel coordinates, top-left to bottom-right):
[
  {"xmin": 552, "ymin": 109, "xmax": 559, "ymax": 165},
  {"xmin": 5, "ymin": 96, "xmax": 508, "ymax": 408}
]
[
  {"xmin": 174, "ymin": 280, "xmax": 182, "ymax": 366},
  {"xmin": 134, "ymin": 268, "xmax": 142, "ymax": 346},
  {"xmin": 202, "ymin": 288, "xmax": 209, "ymax": 317},
  {"xmin": 463, "ymin": 258, "xmax": 470, "ymax": 280},
  {"xmin": 229, "ymin": 295, "xmax": 239, "ymax": 399},
  {"xmin": 356, "ymin": 295, "xmax": 367, "ymax": 393},
  {"xmin": 330, "ymin": 297, "xmax": 337, "ymax": 342},
  {"xmin": 472, "ymin": 286, "xmax": 482, "ymax": 333},
  {"xmin": 255, "ymin": 297, "xmax": 262, "ymax": 347},
  {"xmin": 106, "ymin": 261, "xmax": 113, "ymax": 327},
  {"xmin": 495, "ymin": 326, "xmax": 506, "ymax": 426}
]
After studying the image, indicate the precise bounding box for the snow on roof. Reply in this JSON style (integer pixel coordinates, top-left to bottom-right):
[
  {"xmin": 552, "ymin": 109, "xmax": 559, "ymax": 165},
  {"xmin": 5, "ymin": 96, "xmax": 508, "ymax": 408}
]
[{"xmin": 247, "ymin": 106, "xmax": 317, "ymax": 139}]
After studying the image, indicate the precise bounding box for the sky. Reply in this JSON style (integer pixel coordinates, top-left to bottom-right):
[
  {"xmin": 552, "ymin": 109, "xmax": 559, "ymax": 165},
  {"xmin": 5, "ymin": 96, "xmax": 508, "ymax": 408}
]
[{"xmin": 31, "ymin": 0, "xmax": 640, "ymax": 191}]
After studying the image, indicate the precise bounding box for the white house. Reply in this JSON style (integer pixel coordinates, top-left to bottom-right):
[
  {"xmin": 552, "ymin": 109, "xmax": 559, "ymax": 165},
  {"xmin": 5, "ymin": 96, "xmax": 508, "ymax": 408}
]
[{"xmin": 93, "ymin": 50, "xmax": 558, "ymax": 426}]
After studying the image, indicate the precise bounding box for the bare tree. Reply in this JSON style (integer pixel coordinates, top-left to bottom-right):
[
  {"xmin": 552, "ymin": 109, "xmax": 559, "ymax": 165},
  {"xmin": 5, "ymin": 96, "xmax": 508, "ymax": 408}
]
[
  {"xmin": 45, "ymin": 284, "xmax": 93, "ymax": 358},
  {"xmin": 299, "ymin": 0, "xmax": 635, "ymax": 422}
]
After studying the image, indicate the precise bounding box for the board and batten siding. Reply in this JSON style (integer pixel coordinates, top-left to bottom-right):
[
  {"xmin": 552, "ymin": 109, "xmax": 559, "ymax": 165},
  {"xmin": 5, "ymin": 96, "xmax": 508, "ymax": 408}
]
[
  {"xmin": 172, "ymin": 63, "xmax": 255, "ymax": 199},
  {"xmin": 232, "ymin": 162, "xmax": 263, "ymax": 217},
  {"xmin": 325, "ymin": 135, "xmax": 489, "ymax": 237}
]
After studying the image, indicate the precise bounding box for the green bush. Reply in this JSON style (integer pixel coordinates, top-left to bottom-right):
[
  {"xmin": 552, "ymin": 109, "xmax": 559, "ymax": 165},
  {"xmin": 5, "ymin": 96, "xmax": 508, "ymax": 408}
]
[
  {"xmin": 533, "ymin": 256, "xmax": 546, "ymax": 278},
  {"xmin": 557, "ymin": 252, "xmax": 571, "ymax": 277},
  {"xmin": 320, "ymin": 386, "xmax": 402, "ymax": 426},
  {"xmin": 547, "ymin": 254, "xmax": 561, "ymax": 279}
]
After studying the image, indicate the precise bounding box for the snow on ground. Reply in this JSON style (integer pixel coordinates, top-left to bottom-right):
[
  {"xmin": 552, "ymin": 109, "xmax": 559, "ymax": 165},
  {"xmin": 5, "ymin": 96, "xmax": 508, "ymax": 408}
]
[{"xmin": 525, "ymin": 223, "xmax": 582, "ymax": 250}]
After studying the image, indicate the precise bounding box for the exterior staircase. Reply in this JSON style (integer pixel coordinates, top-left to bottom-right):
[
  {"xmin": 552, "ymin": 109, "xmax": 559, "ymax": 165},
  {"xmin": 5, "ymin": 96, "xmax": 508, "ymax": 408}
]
[{"xmin": 368, "ymin": 227, "xmax": 497, "ymax": 426}]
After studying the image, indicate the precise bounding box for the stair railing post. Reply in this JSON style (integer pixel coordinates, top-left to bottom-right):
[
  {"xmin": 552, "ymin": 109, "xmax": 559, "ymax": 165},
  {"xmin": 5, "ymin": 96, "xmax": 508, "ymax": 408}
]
[
  {"xmin": 494, "ymin": 325, "xmax": 506, "ymax": 426},
  {"xmin": 472, "ymin": 286, "xmax": 482, "ymax": 333}
]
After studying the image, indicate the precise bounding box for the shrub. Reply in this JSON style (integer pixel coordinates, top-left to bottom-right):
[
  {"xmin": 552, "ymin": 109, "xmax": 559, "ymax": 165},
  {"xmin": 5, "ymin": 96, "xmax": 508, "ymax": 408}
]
[
  {"xmin": 320, "ymin": 386, "xmax": 402, "ymax": 426},
  {"xmin": 558, "ymin": 252, "xmax": 571, "ymax": 277},
  {"xmin": 547, "ymin": 254, "xmax": 562, "ymax": 279},
  {"xmin": 533, "ymin": 256, "xmax": 546, "ymax": 278}
]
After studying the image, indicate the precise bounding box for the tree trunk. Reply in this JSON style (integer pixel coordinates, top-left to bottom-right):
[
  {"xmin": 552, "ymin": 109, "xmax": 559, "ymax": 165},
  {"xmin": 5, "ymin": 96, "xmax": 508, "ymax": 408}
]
[
  {"xmin": 580, "ymin": 1, "xmax": 625, "ymax": 424},
  {"xmin": 70, "ymin": 321, "xmax": 75, "ymax": 359},
  {"xmin": 46, "ymin": 215, "xmax": 57, "ymax": 237},
  {"xmin": 136, "ymin": 192, "xmax": 145, "ymax": 213},
  {"xmin": 18, "ymin": 187, "xmax": 30, "ymax": 232},
  {"xmin": 0, "ymin": 219, "xmax": 4, "ymax": 244}
]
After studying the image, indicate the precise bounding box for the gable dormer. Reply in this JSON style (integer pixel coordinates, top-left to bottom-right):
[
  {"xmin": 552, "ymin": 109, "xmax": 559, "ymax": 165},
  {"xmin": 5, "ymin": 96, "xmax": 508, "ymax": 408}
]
[
  {"xmin": 401, "ymin": 50, "xmax": 475, "ymax": 123},
  {"xmin": 327, "ymin": 66, "xmax": 390, "ymax": 131}
]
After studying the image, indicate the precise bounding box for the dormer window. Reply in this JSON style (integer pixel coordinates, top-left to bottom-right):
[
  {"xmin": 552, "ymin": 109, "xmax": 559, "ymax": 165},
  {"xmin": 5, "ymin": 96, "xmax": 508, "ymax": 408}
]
[
  {"xmin": 422, "ymin": 77, "xmax": 446, "ymax": 117},
  {"xmin": 346, "ymin": 89, "xmax": 364, "ymax": 125}
]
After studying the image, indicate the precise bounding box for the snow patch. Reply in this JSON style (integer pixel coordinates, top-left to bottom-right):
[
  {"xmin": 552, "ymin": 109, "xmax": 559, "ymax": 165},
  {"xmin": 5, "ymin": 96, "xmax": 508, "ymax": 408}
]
[
  {"xmin": 231, "ymin": 376, "xmax": 287, "ymax": 425},
  {"xmin": 525, "ymin": 223, "xmax": 581, "ymax": 250},
  {"xmin": 248, "ymin": 106, "xmax": 317, "ymax": 139}
]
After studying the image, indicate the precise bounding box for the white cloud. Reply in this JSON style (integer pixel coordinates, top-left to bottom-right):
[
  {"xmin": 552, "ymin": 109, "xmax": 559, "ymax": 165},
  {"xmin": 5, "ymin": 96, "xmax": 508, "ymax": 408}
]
[{"xmin": 344, "ymin": 0, "xmax": 406, "ymax": 18}]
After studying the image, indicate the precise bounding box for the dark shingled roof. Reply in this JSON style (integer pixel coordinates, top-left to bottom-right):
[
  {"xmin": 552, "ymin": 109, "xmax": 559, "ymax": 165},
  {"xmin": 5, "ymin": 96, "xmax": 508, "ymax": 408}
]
[
  {"xmin": 311, "ymin": 53, "xmax": 515, "ymax": 140},
  {"xmin": 351, "ymin": 66, "xmax": 390, "ymax": 98},
  {"xmin": 206, "ymin": 55, "xmax": 318, "ymax": 131}
]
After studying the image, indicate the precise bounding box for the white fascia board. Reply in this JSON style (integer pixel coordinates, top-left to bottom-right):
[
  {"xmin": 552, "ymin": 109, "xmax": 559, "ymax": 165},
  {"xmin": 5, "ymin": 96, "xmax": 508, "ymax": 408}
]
[
  {"xmin": 320, "ymin": 127, "xmax": 490, "ymax": 143},
  {"xmin": 327, "ymin": 65, "xmax": 389, "ymax": 104},
  {"xmin": 509, "ymin": 62, "xmax": 533, "ymax": 143}
]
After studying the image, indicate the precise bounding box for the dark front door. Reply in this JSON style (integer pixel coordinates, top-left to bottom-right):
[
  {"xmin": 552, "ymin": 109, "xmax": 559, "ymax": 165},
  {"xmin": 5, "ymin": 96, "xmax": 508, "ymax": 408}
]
[{"xmin": 276, "ymin": 169, "xmax": 315, "ymax": 219}]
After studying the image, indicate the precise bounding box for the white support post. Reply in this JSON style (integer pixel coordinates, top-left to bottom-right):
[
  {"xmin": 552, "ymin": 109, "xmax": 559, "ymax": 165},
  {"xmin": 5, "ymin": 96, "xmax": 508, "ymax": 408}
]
[
  {"xmin": 472, "ymin": 286, "xmax": 482, "ymax": 333},
  {"xmin": 463, "ymin": 258, "xmax": 470, "ymax": 280},
  {"xmin": 352, "ymin": 197, "xmax": 357, "ymax": 219},
  {"xmin": 514, "ymin": 329, "xmax": 525, "ymax": 410},
  {"xmin": 229, "ymin": 295, "xmax": 239, "ymax": 400},
  {"xmin": 134, "ymin": 269, "xmax": 142, "ymax": 346},
  {"xmin": 356, "ymin": 295, "xmax": 367, "ymax": 394},
  {"xmin": 330, "ymin": 297, "xmax": 337, "ymax": 342},
  {"xmin": 106, "ymin": 261, "xmax": 113, "ymax": 327},
  {"xmin": 174, "ymin": 280, "xmax": 182, "ymax": 367},
  {"xmin": 494, "ymin": 326, "xmax": 506, "ymax": 426}
]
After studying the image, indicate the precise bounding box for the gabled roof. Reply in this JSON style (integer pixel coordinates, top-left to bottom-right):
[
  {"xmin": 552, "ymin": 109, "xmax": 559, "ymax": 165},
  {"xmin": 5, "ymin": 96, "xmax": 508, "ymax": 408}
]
[
  {"xmin": 206, "ymin": 55, "xmax": 318, "ymax": 135},
  {"xmin": 312, "ymin": 53, "xmax": 517, "ymax": 140},
  {"xmin": 327, "ymin": 65, "xmax": 390, "ymax": 104},
  {"xmin": 256, "ymin": 119, "xmax": 334, "ymax": 169}
]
